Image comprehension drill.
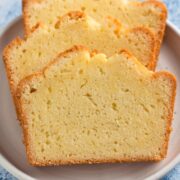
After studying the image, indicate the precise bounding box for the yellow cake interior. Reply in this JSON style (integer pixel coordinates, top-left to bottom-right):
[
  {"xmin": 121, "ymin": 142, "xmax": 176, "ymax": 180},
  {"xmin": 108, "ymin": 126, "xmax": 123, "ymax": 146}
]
[{"xmin": 18, "ymin": 49, "xmax": 175, "ymax": 164}]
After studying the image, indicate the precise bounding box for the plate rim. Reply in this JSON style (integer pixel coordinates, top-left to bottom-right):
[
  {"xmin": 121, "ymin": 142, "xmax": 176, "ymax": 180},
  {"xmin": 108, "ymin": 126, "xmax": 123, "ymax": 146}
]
[{"xmin": 0, "ymin": 16, "xmax": 180, "ymax": 180}]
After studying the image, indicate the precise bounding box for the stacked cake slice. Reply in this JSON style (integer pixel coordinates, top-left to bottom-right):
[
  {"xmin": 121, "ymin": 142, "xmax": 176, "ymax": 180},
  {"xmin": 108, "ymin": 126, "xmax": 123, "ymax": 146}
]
[{"xmin": 3, "ymin": 0, "xmax": 176, "ymax": 166}]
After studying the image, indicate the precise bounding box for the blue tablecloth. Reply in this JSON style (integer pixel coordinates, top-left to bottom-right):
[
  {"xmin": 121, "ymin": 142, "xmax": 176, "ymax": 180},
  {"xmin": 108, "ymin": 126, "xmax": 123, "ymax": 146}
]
[{"xmin": 0, "ymin": 0, "xmax": 179, "ymax": 179}]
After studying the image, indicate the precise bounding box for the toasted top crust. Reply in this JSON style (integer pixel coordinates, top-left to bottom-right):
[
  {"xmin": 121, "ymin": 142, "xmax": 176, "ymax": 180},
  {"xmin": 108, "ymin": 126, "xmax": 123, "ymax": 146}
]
[{"xmin": 16, "ymin": 45, "xmax": 176, "ymax": 166}]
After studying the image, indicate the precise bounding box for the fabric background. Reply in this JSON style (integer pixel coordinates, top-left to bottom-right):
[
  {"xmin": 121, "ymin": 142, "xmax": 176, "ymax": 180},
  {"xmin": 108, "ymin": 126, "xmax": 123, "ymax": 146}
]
[{"xmin": 0, "ymin": 0, "xmax": 179, "ymax": 179}]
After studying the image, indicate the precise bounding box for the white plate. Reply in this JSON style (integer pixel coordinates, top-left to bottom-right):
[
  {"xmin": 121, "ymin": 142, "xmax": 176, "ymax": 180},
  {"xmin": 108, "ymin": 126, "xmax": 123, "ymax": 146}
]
[{"xmin": 0, "ymin": 17, "xmax": 180, "ymax": 180}]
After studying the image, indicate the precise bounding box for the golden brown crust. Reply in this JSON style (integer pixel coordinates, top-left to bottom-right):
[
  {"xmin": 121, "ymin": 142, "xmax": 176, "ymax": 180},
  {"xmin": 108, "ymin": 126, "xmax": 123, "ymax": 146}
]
[
  {"xmin": 29, "ymin": 156, "xmax": 163, "ymax": 166},
  {"xmin": 126, "ymin": 26, "xmax": 156, "ymax": 70},
  {"xmin": 3, "ymin": 38, "xmax": 22, "ymax": 99},
  {"xmin": 129, "ymin": 0, "xmax": 167, "ymax": 61},
  {"xmin": 2, "ymin": 23, "xmax": 41, "ymax": 117},
  {"xmin": 46, "ymin": 45, "xmax": 89, "ymax": 70},
  {"xmin": 143, "ymin": 0, "xmax": 167, "ymax": 59},
  {"xmin": 23, "ymin": 0, "xmax": 44, "ymax": 36},
  {"xmin": 3, "ymin": 38, "xmax": 26, "ymax": 125},
  {"xmin": 144, "ymin": 0, "xmax": 168, "ymax": 38},
  {"xmin": 2, "ymin": 21, "xmax": 45, "ymax": 124},
  {"xmin": 16, "ymin": 45, "xmax": 176, "ymax": 166},
  {"xmin": 152, "ymin": 71, "xmax": 176, "ymax": 158},
  {"xmin": 22, "ymin": 0, "xmax": 30, "ymax": 36}
]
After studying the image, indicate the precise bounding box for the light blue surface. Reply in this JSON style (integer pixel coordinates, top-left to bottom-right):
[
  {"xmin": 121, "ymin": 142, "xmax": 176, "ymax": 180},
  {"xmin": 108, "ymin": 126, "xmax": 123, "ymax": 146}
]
[{"xmin": 0, "ymin": 0, "xmax": 179, "ymax": 179}]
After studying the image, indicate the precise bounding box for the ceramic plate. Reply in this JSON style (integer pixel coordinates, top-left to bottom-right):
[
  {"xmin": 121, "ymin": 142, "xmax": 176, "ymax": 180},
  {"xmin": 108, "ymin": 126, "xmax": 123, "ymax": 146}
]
[{"xmin": 0, "ymin": 17, "xmax": 180, "ymax": 180}]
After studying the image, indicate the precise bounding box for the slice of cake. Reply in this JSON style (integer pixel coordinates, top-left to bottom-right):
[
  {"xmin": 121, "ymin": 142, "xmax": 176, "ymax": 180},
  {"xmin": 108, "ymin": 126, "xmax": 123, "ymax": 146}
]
[
  {"xmin": 3, "ymin": 11, "xmax": 156, "ymax": 100},
  {"xmin": 23, "ymin": 0, "xmax": 167, "ymax": 58},
  {"xmin": 16, "ymin": 46, "xmax": 176, "ymax": 166}
]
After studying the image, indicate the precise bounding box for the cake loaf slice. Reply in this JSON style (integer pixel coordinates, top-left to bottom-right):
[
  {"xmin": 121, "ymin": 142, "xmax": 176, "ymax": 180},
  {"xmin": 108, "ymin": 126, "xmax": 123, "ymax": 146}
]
[
  {"xmin": 23, "ymin": 0, "xmax": 167, "ymax": 58},
  {"xmin": 16, "ymin": 46, "xmax": 176, "ymax": 166},
  {"xmin": 3, "ymin": 11, "xmax": 156, "ymax": 99}
]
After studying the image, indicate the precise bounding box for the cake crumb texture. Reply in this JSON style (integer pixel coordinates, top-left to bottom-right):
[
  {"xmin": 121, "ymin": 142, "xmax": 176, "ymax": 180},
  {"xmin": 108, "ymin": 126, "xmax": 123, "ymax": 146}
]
[{"xmin": 16, "ymin": 46, "xmax": 176, "ymax": 166}]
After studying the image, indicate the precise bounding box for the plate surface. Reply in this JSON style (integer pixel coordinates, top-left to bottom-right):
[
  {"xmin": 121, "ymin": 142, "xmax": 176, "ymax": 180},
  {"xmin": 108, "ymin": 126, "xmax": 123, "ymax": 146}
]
[{"xmin": 0, "ymin": 17, "xmax": 180, "ymax": 180}]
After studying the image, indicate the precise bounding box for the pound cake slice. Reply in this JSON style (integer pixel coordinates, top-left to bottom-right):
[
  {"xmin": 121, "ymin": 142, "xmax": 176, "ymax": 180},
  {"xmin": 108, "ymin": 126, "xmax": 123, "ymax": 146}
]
[
  {"xmin": 23, "ymin": 0, "xmax": 167, "ymax": 58},
  {"xmin": 3, "ymin": 11, "xmax": 156, "ymax": 99},
  {"xmin": 16, "ymin": 46, "xmax": 176, "ymax": 166}
]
